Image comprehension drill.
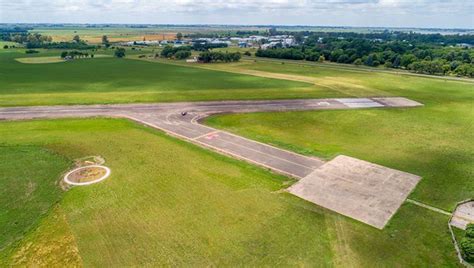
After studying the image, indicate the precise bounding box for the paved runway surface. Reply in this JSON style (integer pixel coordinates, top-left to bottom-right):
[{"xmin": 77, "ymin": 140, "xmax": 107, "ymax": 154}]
[{"xmin": 0, "ymin": 97, "xmax": 422, "ymax": 179}]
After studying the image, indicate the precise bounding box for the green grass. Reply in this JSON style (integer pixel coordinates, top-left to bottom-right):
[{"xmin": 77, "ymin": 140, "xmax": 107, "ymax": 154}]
[
  {"xmin": 0, "ymin": 145, "xmax": 69, "ymax": 252},
  {"xmin": 0, "ymin": 118, "xmax": 458, "ymax": 266},
  {"xmin": 0, "ymin": 50, "xmax": 330, "ymax": 106},
  {"xmin": 205, "ymin": 61, "xmax": 474, "ymax": 211}
]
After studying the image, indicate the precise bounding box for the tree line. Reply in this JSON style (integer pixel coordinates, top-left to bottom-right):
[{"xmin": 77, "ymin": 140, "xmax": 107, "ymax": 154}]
[
  {"xmin": 255, "ymin": 33, "xmax": 474, "ymax": 77},
  {"xmin": 160, "ymin": 46, "xmax": 192, "ymax": 59},
  {"xmin": 192, "ymin": 42, "xmax": 228, "ymax": 51},
  {"xmin": 60, "ymin": 51, "xmax": 94, "ymax": 59},
  {"xmin": 198, "ymin": 51, "xmax": 241, "ymax": 63}
]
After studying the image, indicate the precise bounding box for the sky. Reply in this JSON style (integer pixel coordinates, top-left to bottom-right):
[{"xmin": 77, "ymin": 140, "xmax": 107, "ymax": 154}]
[{"xmin": 1, "ymin": 0, "xmax": 473, "ymax": 29}]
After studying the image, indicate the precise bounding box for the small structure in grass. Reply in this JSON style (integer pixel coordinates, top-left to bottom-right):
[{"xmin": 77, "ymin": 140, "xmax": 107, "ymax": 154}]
[
  {"xmin": 64, "ymin": 165, "xmax": 110, "ymax": 186},
  {"xmin": 63, "ymin": 156, "xmax": 110, "ymax": 186}
]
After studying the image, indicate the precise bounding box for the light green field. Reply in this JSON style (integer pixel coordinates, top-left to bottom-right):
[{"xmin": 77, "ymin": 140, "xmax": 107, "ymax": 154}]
[
  {"xmin": 0, "ymin": 119, "xmax": 457, "ymax": 266},
  {"xmin": 15, "ymin": 56, "xmax": 66, "ymax": 64},
  {"xmin": 0, "ymin": 50, "xmax": 321, "ymax": 107},
  {"xmin": 15, "ymin": 54, "xmax": 112, "ymax": 64}
]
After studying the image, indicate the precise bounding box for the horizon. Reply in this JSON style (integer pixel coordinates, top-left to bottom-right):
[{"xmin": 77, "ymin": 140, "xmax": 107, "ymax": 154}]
[
  {"xmin": 1, "ymin": 0, "xmax": 473, "ymax": 29},
  {"xmin": 2, "ymin": 22, "xmax": 474, "ymax": 31}
]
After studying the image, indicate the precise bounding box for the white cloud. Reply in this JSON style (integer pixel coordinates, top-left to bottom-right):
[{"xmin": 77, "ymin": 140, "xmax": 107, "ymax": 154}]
[{"xmin": 0, "ymin": 0, "xmax": 473, "ymax": 28}]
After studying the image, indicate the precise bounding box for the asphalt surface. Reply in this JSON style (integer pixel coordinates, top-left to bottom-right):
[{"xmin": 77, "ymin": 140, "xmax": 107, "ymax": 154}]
[{"xmin": 0, "ymin": 97, "xmax": 422, "ymax": 179}]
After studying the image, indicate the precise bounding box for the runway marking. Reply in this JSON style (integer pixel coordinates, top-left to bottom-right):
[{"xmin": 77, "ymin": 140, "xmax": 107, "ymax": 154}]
[{"xmin": 193, "ymin": 131, "xmax": 220, "ymax": 140}]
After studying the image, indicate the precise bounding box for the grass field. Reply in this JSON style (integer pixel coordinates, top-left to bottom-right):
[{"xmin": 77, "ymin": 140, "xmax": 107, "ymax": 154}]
[
  {"xmin": 204, "ymin": 60, "xmax": 474, "ymax": 211},
  {"xmin": 0, "ymin": 49, "xmax": 325, "ymax": 106},
  {"xmin": 0, "ymin": 118, "xmax": 458, "ymax": 266},
  {"xmin": 1, "ymin": 46, "xmax": 472, "ymax": 266}
]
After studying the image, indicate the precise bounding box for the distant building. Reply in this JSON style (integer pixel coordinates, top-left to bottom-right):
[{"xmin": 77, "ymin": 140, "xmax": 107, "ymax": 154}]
[
  {"xmin": 456, "ymin": 43, "xmax": 473, "ymax": 49},
  {"xmin": 186, "ymin": 57, "xmax": 198, "ymax": 63}
]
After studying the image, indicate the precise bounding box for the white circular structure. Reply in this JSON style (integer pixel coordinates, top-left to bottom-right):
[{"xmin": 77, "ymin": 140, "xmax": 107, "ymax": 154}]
[{"xmin": 64, "ymin": 165, "xmax": 111, "ymax": 186}]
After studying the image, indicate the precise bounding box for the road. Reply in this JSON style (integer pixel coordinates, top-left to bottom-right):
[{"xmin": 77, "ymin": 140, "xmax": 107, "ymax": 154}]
[{"xmin": 0, "ymin": 97, "xmax": 422, "ymax": 179}]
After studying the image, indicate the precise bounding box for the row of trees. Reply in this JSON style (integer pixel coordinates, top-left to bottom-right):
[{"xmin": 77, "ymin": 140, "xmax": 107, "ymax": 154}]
[
  {"xmin": 198, "ymin": 51, "xmax": 241, "ymax": 63},
  {"xmin": 60, "ymin": 50, "xmax": 94, "ymax": 59},
  {"xmin": 192, "ymin": 42, "xmax": 228, "ymax": 51},
  {"xmin": 255, "ymin": 35, "xmax": 474, "ymax": 77},
  {"xmin": 160, "ymin": 46, "xmax": 192, "ymax": 59},
  {"xmin": 256, "ymin": 48, "xmax": 323, "ymax": 62}
]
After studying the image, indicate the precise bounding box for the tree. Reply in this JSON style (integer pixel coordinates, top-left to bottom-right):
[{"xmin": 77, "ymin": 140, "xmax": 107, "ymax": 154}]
[
  {"xmin": 60, "ymin": 51, "xmax": 68, "ymax": 58},
  {"xmin": 73, "ymin": 35, "xmax": 81, "ymax": 43},
  {"xmin": 353, "ymin": 58, "xmax": 363, "ymax": 65},
  {"xmin": 3, "ymin": 45, "xmax": 7, "ymax": 49},
  {"xmin": 337, "ymin": 54, "xmax": 349, "ymax": 63},
  {"xmin": 114, "ymin": 48, "xmax": 126, "ymax": 58},
  {"xmin": 365, "ymin": 54, "xmax": 375, "ymax": 66},
  {"xmin": 174, "ymin": 50, "xmax": 191, "ymax": 59},
  {"xmin": 401, "ymin": 54, "xmax": 417, "ymax": 68},
  {"xmin": 176, "ymin": 32, "xmax": 183, "ymax": 41},
  {"xmin": 294, "ymin": 32, "xmax": 305, "ymax": 44},
  {"xmin": 461, "ymin": 237, "xmax": 474, "ymax": 262},
  {"xmin": 392, "ymin": 55, "xmax": 401, "ymax": 68},
  {"xmin": 102, "ymin": 35, "xmax": 110, "ymax": 48}
]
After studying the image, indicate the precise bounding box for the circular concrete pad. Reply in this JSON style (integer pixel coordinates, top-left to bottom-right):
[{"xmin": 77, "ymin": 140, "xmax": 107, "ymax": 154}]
[{"xmin": 64, "ymin": 165, "xmax": 111, "ymax": 186}]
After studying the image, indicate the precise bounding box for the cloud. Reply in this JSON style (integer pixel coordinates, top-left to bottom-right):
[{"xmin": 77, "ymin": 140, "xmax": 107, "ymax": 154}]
[{"xmin": 0, "ymin": 0, "xmax": 473, "ymax": 28}]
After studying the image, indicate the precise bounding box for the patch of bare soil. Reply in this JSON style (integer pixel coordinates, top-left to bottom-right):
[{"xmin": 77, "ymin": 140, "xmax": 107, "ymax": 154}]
[{"xmin": 67, "ymin": 167, "xmax": 107, "ymax": 184}]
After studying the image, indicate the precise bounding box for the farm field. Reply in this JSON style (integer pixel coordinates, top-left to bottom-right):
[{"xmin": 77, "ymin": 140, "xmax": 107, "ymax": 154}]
[
  {"xmin": 0, "ymin": 118, "xmax": 457, "ymax": 266},
  {"xmin": 29, "ymin": 27, "xmax": 178, "ymax": 43}
]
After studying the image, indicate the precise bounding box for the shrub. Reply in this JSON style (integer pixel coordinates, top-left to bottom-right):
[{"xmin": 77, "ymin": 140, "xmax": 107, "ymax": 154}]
[
  {"xmin": 460, "ymin": 237, "xmax": 474, "ymax": 262},
  {"xmin": 244, "ymin": 51, "xmax": 251, "ymax": 56},
  {"xmin": 466, "ymin": 223, "xmax": 474, "ymax": 238},
  {"xmin": 353, "ymin": 58, "xmax": 363, "ymax": 65},
  {"xmin": 114, "ymin": 48, "xmax": 126, "ymax": 58},
  {"xmin": 174, "ymin": 50, "xmax": 191, "ymax": 59},
  {"xmin": 25, "ymin": 49, "xmax": 39, "ymax": 54},
  {"xmin": 3, "ymin": 45, "xmax": 8, "ymax": 49}
]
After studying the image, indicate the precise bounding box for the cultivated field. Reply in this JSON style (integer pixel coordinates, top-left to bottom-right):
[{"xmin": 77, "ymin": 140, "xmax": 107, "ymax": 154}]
[{"xmin": 30, "ymin": 27, "xmax": 177, "ymax": 43}]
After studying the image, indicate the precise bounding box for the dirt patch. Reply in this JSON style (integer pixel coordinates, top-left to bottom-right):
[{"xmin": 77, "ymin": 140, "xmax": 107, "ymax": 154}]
[
  {"xmin": 64, "ymin": 165, "xmax": 110, "ymax": 186},
  {"xmin": 67, "ymin": 166, "xmax": 107, "ymax": 183}
]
